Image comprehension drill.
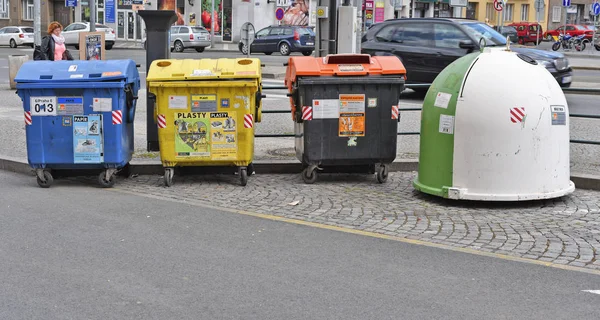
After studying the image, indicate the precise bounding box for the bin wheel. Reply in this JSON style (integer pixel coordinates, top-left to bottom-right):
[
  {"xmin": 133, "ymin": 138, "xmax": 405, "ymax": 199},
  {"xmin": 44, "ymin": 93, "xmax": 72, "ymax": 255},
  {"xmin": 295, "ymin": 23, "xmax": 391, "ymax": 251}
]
[
  {"xmin": 376, "ymin": 165, "xmax": 389, "ymax": 184},
  {"xmin": 302, "ymin": 167, "xmax": 318, "ymax": 184},
  {"xmin": 164, "ymin": 168, "xmax": 174, "ymax": 187},
  {"xmin": 98, "ymin": 171, "xmax": 116, "ymax": 188},
  {"xmin": 36, "ymin": 171, "xmax": 54, "ymax": 188},
  {"xmin": 239, "ymin": 168, "xmax": 248, "ymax": 186}
]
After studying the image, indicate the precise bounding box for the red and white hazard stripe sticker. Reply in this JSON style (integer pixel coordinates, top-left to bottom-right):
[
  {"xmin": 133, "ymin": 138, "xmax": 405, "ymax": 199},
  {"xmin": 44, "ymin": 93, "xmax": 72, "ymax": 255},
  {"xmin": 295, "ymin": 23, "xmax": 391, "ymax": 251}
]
[
  {"xmin": 112, "ymin": 110, "xmax": 123, "ymax": 125},
  {"xmin": 510, "ymin": 107, "xmax": 525, "ymax": 123},
  {"xmin": 302, "ymin": 106, "xmax": 313, "ymax": 121},
  {"xmin": 391, "ymin": 105, "xmax": 399, "ymax": 120},
  {"xmin": 24, "ymin": 111, "xmax": 32, "ymax": 125},
  {"xmin": 157, "ymin": 114, "xmax": 167, "ymax": 129},
  {"xmin": 244, "ymin": 114, "xmax": 254, "ymax": 128}
]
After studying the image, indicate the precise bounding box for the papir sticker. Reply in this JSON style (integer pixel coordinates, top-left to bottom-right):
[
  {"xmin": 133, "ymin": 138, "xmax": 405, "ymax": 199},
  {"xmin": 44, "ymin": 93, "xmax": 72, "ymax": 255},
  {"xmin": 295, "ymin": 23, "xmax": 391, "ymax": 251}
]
[
  {"xmin": 68, "ymin": 65, "xmax": 77, "ymax": 72},
  {"xmin": 70, "ymin": 74, "xmax": 84, "ymax": 78},
  {"xmin": 434, "ymin": 92, "xmax": 452, "ymax": 109}
]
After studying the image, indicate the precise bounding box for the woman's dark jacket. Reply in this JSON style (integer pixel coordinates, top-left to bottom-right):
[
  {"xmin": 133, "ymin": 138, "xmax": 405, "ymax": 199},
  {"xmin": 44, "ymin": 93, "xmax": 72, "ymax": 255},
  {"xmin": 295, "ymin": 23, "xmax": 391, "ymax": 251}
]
[{"xmin": 34, "ymin": 35, "xmax": 73, "ymax": 61}]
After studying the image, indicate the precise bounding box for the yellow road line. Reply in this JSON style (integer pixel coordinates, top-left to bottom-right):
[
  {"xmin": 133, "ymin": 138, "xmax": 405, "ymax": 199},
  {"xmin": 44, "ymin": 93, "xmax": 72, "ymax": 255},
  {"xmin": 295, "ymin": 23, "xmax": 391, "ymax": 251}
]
[{"xmin": 110, "ymin": 188, "xmax": 600, "ymax": 276}]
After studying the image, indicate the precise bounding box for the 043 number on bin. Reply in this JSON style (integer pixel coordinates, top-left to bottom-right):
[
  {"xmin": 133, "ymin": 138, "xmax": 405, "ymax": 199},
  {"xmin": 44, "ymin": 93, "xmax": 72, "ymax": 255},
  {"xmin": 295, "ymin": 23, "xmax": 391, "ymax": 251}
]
[{"xmin": 30, "ymin": 97, "xmax": 57, "ymax": 116}]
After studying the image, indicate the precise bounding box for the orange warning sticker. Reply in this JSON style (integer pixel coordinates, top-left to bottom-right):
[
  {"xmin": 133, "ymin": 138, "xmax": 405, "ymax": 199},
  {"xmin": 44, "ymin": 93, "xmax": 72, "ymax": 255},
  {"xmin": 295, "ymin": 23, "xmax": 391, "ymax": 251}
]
[{"xmin": 339, "ymin": 112, "xmax": 365, "ymax": 137}]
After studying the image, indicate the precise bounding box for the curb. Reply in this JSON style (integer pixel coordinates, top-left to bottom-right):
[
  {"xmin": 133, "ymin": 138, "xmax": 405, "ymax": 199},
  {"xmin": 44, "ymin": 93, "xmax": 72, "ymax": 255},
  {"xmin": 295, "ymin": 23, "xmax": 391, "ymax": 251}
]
[
  {"xmin": 3, "ymin": 156, "xmax": 600, "ymax": 192},
  {"xmin": 571, "ymin": 66, "xmax": 600, "ymax": 71}
]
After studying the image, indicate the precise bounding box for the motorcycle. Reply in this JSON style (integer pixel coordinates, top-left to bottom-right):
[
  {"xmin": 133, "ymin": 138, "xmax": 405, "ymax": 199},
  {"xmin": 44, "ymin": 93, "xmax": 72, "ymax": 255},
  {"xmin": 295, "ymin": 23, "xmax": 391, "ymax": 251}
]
[{"xmin": 551, "ymin": 34, "xmax": 586, "ymax": 52}]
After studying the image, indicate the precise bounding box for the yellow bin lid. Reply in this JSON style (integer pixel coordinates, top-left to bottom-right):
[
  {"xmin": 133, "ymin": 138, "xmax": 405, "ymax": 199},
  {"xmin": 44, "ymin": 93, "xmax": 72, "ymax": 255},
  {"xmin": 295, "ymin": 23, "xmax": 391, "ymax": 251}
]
[{"xmin": 147, "ymin": 58, "xmax": 262, "ymax": 82}]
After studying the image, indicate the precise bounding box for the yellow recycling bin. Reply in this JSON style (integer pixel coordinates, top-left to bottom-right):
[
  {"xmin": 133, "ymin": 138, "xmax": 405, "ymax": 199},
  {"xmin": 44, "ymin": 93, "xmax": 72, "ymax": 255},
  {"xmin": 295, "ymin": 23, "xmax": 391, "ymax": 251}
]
[{"xmin": 146, "ymin": 58, "xmax": 263, "ymax": 187}]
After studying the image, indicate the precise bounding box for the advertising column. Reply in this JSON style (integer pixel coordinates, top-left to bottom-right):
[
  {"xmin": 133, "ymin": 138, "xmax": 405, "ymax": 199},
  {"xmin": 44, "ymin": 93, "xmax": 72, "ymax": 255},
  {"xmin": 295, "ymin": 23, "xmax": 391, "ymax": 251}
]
[{"xmin": 374, "ymin": 0, "xmax": 384, "ymax": 23}]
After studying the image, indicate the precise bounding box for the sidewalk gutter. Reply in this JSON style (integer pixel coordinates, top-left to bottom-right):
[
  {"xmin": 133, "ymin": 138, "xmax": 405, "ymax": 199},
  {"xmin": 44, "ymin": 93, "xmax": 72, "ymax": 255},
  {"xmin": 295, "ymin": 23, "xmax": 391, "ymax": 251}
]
[{"xmin": 2, "ymin": 155, "xmax": 600, "ymax": 192}]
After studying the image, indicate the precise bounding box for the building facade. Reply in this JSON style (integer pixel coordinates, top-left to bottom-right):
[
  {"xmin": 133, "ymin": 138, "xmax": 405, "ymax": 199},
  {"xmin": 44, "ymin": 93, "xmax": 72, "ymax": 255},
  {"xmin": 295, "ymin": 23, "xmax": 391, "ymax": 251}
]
[
  {"xmin": 69, "ymin": 0, "xmax": 398, "ymax": 44},
  {"xmin": 546, "ymin": 0, "xmax": 597, "ymax": 32},
  {"xmin": 0, "ymin": 0, "xmax": 70, "ymax": 31}
]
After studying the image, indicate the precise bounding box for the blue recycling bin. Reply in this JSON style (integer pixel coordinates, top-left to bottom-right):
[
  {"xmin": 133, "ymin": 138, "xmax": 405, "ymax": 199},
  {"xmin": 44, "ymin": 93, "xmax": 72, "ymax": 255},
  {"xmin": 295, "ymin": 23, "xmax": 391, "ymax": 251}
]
[{"xmin": 15, "ymin": 60, "xmax": 140, "ymax": 188}]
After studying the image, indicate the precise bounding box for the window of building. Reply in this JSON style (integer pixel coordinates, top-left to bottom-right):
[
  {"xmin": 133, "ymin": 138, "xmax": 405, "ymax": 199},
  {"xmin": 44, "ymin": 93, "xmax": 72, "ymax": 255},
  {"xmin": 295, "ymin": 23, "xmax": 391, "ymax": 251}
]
[
  {"xmin": 503, "ymin": 4, "xmax": 514, "ymax": 21},
  {"xmin": 0, "ymin": 0, "xmax": 9, "ymax": 19},
  {"xmin": 486, "ymin": 3, "xmax": 496, "ymax": 23},
  {"xmin": 22, "ymin": 0, "xmax": 34, "ymax": 20},
  {"xmin": 521, "ymin": 4, "xmax": 529, "ymax": 21},
  {"xmin": 466, "ymin": 2, "xmax": 477, "ymax": 20},
  {"xmin": 552, "ymin": 6, "xmax": 561, "ymax": 22}
]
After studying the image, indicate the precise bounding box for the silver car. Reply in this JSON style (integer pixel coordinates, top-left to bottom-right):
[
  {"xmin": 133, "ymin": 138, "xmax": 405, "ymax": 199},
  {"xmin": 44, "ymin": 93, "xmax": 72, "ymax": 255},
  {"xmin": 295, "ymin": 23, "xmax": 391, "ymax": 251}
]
[
  {"xmin": 62, "ymin": 22, "xmax": 116, "ymax": 50},
  {"xmin": 0, "ymin": 26, "xmax": 34, "ymax": 48},
  {"xmin": 170, "ymin": 25, "xmax": 211, "ymax": 52}
]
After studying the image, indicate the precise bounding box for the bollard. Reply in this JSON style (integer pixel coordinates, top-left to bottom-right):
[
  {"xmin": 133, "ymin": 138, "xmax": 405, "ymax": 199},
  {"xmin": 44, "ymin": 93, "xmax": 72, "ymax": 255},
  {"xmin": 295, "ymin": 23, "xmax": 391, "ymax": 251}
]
[
  {"xmin": 138, "ymin": 10, "xmax": 178, "ymax": 152},
  {"xmin": 9, "ymin": 55, "xmax": 29, "ymax": 89}
]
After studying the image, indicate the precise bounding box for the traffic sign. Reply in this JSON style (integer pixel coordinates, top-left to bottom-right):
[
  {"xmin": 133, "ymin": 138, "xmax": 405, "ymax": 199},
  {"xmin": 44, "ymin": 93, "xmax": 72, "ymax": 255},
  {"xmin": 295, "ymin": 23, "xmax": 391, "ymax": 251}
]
[
  {"xmin": 593, "ymin": 2, "xmax": 600, "ymax": 15},
  {"xmin": 240, "ymin": 22, "xmax": 255, "ymax": 47},
  {"xmin": 493, "ymin": 0, "xmax": 503, "ymax": 11},
  {"xmin": 534, "ymin": 0, "xmax": 544, "ymax": 11},
  {"xmin": 275, "ymin": 7, "xmax": 285, "ymax": 20},
  {"xmin": 562, "ymin": 0, "xmax": 570, "ymax": 7}
]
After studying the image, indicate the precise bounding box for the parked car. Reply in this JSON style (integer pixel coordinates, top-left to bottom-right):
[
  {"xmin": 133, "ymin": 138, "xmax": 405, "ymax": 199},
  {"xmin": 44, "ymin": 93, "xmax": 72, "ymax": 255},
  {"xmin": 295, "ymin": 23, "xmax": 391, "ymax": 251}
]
[
  {"xmin": 238, "ymin": 25, "xmax": 315, "ymax": 56},
  {"xmin": 62, "ymin": 22, "xmax": 116, "ymax": 50},
  {"xmin": 361, "ymin": 18, "xmax": 573, "ymax": 90},
  {"xmin": 508, "ymin": 22, "xmax": 543, "ymax": 44},
  {"xmin": 494, "ymin": 26, "xmax": 518, "ymax": 43},
  {"xmin": 543, "ymin": 24, "xmax": 593, "ymax": 41},
  {"xmin": 170, "ymin": 25, "xmax": 211, "ymax": 52},
  {"xmin": 0, "ymin": 26, "xmax": 34, "ymax": 48}
]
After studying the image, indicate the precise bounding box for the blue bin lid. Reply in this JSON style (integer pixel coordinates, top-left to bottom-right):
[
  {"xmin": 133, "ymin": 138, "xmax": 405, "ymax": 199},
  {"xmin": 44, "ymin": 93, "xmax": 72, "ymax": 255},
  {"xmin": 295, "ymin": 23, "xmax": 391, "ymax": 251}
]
[{"xmin": 15, "ymin": 59, "xmax": 139, "ymax": 83}]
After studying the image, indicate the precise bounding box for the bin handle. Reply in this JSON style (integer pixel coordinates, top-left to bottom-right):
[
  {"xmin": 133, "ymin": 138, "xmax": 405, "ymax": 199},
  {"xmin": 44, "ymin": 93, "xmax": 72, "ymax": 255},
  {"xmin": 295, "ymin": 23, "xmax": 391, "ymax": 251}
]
[{"xmin": 124, "ymin": 85, "xmax": 137, "ymax": 123}]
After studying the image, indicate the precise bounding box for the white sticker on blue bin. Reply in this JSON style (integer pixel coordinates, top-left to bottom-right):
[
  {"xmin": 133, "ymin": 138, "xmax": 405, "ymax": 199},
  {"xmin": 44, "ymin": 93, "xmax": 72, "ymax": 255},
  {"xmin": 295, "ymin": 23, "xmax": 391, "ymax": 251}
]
[
  {"xmin": 68, "ymin": 65, "xmax": 77, "ymax": 72},
  {"xmin": 93, "ymin": 98, "xmax": 112, "ymax": 112},
  {"xmin": 30, "ymin": 97, "xmax": 57, "ymax": 116}
]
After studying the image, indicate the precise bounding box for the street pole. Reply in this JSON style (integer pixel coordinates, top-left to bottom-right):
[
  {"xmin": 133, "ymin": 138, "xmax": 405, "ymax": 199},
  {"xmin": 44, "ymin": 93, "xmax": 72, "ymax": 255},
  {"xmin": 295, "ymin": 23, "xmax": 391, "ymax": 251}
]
[
  {"xmin": 34, "ymin": 0, "xmax": 41, "ymax": 45},
  {"xmin": 210, "ymin": 0, "xmax": 215, "ymax": 48},
  {"xmin": 563, "ymin": 6, "xmax": 567, "ymax": 41},
  {"xmin": 536, "ymin": 9, "xmax": 540, "ymax": 46},
  {"xmin": 499, "ymin": 2, "xmax": 504, "ymax": 29},
  {"xmin": 90, "ymin": 0, "xmax": 96, "ymax": 32}
]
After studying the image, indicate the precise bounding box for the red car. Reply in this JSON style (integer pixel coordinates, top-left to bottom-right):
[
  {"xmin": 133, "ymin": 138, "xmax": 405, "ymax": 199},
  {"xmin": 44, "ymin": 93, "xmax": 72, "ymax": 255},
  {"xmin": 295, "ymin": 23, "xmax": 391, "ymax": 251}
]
[
  {"xmin": 508, "ymin": 22, "xmax": 543, "ymax": 44},
  {"xmin": 544, "ymin": 24, "xmax": 594, "ymax": 40}
]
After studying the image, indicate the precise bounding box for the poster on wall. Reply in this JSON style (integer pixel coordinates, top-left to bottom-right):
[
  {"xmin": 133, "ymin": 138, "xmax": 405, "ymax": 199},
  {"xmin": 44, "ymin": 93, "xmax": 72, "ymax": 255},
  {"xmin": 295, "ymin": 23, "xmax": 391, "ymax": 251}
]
[
  {"xmin": 282, "ymin": 0, "xmax": 309, "ymax": 26},
  {"xmin": 79, "ymin": 32, "xmax": 106, "ymax": 60},
  {"xmin": 158, "ymin": 0, "xmax": 185, "ymax": 24}
]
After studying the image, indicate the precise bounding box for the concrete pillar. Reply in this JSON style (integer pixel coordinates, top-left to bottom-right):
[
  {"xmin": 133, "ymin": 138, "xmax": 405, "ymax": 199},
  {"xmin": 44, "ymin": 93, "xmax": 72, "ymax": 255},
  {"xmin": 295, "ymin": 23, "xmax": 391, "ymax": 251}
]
[{"xmin": 9, "ymin": 55, "xmax": 29, "ymax": 90}]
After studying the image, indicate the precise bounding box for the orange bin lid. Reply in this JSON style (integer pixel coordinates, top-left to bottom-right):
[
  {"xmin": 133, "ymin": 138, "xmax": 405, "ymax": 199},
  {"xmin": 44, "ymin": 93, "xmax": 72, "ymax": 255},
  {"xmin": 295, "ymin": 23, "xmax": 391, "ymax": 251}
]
[
  {"xmin": 284, "ymin": 53, "xmax": 407, "ymax": 121},
  {"xmin": 285, "ymin": 54, "xmax": 406, "ymax": 87}
]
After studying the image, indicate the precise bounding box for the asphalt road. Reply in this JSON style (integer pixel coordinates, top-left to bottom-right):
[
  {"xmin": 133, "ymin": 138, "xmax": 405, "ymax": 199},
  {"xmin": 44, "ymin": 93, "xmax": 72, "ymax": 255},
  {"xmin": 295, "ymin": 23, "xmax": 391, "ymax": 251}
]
[{"xmin": 1, "ymin": 170, "xmax": 600, "ymax": 319}]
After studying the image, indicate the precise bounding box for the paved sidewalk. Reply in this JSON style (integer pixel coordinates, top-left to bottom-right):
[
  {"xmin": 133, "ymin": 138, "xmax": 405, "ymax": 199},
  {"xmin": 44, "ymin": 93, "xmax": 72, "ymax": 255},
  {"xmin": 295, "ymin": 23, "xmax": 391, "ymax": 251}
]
[{"xmin": 108, "ymin": 170, "xmax": 600, "ymax": 273}]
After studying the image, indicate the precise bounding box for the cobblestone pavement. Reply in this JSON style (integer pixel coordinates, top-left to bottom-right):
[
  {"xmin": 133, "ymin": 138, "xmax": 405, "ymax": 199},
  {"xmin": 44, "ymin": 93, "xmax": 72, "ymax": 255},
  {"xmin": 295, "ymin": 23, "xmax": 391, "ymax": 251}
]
[{"xmin": 113, "ymin": 171, "xmax": 600, "ymax": 271}]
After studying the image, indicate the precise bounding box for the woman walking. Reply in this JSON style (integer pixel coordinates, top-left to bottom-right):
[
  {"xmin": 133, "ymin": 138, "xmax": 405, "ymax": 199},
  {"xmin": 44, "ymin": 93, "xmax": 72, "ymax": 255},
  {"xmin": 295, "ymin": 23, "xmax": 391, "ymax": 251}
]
[{"xmin": 37, "ymin": 21, "xmax": 73, "ymax": 61}]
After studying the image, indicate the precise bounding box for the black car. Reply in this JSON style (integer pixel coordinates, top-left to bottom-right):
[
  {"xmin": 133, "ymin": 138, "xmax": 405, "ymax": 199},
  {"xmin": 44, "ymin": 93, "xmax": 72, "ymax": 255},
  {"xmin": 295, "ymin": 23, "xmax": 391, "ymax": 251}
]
[
  {"xmin": 361, "ymin": 18, "xmax": 573, "ymax": 91},
  {"xmin": 239, "ymin": 25, "xmax": 315, "ymax": 56},
  {"xmin": 494, "ymin": 26, "xmax": 519, "ymax": 43}
]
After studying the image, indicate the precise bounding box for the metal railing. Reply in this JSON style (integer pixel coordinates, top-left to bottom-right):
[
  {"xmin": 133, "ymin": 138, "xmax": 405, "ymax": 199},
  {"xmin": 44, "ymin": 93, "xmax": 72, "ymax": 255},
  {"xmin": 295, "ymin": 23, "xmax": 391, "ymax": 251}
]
[{"xmin": 258, "ymin": 85, "xmax": 600, "ymax": 145}]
